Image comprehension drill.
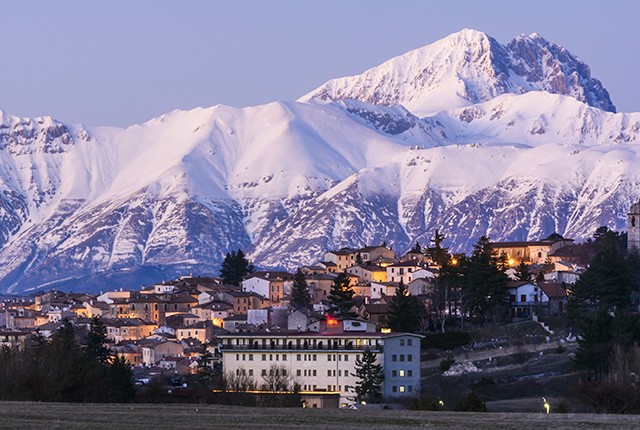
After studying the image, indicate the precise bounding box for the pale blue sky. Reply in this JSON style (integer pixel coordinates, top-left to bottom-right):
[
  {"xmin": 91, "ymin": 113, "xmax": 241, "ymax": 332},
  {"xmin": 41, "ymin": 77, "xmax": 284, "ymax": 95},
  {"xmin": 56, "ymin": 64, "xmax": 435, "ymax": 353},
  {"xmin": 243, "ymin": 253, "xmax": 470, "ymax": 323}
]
[{"xmin": 1, "ymin": 0, "xmax": 637, "ymax": 126}]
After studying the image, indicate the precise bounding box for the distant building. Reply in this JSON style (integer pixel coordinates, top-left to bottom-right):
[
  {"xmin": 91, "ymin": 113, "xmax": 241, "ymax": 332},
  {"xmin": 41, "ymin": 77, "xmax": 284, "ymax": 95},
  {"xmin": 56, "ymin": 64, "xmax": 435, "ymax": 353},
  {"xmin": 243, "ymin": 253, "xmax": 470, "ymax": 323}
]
[
  {"xmin": 219, "ymin": 325, "xmax": 422, "ymax": 407},
  {"xmin": 489, "ymin": 234, "xmax": 574, "ymax": 265},
  {"xmin": 629, "ymin": 199, "xmax": 640, "ymax": 253}
]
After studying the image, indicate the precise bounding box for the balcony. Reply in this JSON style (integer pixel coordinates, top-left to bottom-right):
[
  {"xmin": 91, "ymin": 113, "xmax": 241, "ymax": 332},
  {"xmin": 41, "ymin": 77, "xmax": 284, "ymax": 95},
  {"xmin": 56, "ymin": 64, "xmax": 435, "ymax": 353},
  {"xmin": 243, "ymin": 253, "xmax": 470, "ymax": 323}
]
[{"xmin": 221, "ymin": 343, "xmax": 382, "ymax": 353}]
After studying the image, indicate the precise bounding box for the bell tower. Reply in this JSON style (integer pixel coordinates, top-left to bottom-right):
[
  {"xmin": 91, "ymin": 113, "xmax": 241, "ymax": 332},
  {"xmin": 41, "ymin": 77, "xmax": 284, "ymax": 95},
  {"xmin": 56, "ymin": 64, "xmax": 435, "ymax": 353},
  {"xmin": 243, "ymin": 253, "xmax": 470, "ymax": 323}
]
[{"xmin": 629, "ymin": 200, "xmax": 640, "ymax": 253}]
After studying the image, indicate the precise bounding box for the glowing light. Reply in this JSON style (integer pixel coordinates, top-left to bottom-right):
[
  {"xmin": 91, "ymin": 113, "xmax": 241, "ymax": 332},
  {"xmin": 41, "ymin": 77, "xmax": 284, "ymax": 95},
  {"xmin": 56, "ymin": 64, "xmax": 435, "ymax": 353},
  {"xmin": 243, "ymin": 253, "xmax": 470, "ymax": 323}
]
[
  {"xmin": 381, "ymin": 328, "xmax": 391, "ymax": 334},
  {"xmin": 327, "ymin": 316, "xmax": 339, "ymax": 327},
  {"xmin": 543, "ymin": 397, "xmax": 550, "ymax": 414},
  {"xmin": 508, "ymin": 258, "xmax": 515, "ymax": 266},
  {"xmin": 451, "ymin": 258, "xmax": 458, "ymax": 266}
]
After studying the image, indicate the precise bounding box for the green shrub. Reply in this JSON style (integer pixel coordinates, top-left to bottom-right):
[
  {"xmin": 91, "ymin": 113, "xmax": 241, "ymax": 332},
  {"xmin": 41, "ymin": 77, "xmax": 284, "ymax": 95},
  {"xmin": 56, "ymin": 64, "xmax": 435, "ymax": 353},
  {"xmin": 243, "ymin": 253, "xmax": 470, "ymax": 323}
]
[
  {"xmin": 439, "ymin": 355, "xmax": 455, "ymax": 372},
  {"xmin": 455, "ymin": 391, "xmax": 487, "ymax": 412},
  {"xmin": 554, "ymin": 400, "xmax": 570, "ymax": 413}
]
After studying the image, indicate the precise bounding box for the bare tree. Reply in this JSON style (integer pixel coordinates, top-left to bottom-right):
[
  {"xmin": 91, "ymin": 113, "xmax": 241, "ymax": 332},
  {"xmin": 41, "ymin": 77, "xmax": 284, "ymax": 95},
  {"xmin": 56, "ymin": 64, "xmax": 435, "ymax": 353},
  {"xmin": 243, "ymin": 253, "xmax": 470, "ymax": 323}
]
[
  {"xmin": 261, "ymin": 364, "xmax": 292, "ymax": 392},
  {"xmin": 223, "ymin": 367, "xmax": 257, "ymax": 392}
]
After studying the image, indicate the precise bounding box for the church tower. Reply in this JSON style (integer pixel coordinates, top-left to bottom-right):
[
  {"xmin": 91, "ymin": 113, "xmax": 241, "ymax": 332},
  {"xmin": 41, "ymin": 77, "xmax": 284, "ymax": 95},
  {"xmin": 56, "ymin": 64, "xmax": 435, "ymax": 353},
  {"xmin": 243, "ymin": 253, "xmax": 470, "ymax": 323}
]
[{"xmin": 629, "ymin": 200, "xmax": 640, "ymax": 253}]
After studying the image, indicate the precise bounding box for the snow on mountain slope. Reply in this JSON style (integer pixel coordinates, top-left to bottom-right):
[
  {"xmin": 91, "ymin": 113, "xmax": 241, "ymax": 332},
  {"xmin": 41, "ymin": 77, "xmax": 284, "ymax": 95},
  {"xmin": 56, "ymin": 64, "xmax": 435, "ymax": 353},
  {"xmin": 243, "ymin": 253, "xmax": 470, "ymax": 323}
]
[
  {"xmin": 0, "ymin": 29, "xmax": 638, "ymax": 293},
  {"xmin": 301, "ymin": 29, "xmax": 615, "ymax": 116}
]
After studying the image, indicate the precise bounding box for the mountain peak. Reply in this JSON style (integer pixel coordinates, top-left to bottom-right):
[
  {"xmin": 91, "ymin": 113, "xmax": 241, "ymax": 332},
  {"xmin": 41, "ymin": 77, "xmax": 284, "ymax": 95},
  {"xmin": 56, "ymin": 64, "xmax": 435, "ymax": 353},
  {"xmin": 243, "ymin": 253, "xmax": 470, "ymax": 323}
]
[{"xmin": 301, "ymin": 29, "xmax": 615, "ymax": 115}]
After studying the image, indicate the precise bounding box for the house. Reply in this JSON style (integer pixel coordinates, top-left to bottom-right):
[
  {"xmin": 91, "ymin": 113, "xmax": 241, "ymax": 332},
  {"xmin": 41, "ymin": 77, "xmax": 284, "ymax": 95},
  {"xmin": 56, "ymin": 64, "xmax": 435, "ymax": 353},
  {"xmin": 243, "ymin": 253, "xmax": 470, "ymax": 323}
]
[
  {"xmin": 113, "ymin": 343, "xmax": 143, "ymax": 367},
  {"xmin": 355, "ymin": 245, "xmax": 395, "ymax": 263},
  {"xmin": 159, "ymin": 356, "xmax": 194, "ymax": 375},
  {"xmin": 361, "ymin": 303, "xmax": 389, "ymax": 325},
  {"xmin": 104, "ymin": 318, "xmax": 158, "ymax": 343},
  {"xmin": 242, "ymin": 271, "xmax": 294, "ymax": 303},
  {"xmin": 489, "ymin": 233, "xmax": 574, "ymax": 265},
  {"xmin": 629, "ymin": 199, "xmax": 640, "ymax": 253},
  {"xmin": 306, "ymin": 274, "xmax": 338, "ymax": 302},
  {"xmin": 218, "ymin": 329, "xmax": 422, "ymax": 407},
  {"xmin": 506, "ymin": 281, "xmax": 566, "ymax": 318},
  {"xmin": 191, "ymin": 300, "xmax": 232, "ymax": 327},
  {"xmin": 140, "ymin": 339, "xmax": 185, "ymax": 367},
  {"xmin": 370, "ymin": 282, "xmax": 399, "ymax": 300},
  {"xmin": 407, "ymin": 278, "xmax": 434, "ymax": 296},
  {"xmin": 386, "ymin": 261, "xmax": 422, "ymax": 284},
  {"xmin": 323, "ymin": 248, "xmax": 356, "ymax": 271},
  {"xmin": 538, "ymin": 282, "xmax": 567, "ymax": 315},
  {"xmin": 176, "ymin": 320, "xmax": 215, "ymax": 344},
  {"xmin": 346, "ymin": 264, "xmax": 387, "ymax": 283},
  {"xmin": 218, "ymin": 291, "xmax": 269, "ymax": 315}
]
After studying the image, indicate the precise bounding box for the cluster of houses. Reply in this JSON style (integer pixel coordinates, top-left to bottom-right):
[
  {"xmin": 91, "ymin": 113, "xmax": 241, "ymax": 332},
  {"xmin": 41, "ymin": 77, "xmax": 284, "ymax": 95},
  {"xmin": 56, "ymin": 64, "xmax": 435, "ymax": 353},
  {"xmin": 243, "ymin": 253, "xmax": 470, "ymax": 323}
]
[{"xmin": 0, "ymin": 236, "xmax": 584, "ymax": 407}]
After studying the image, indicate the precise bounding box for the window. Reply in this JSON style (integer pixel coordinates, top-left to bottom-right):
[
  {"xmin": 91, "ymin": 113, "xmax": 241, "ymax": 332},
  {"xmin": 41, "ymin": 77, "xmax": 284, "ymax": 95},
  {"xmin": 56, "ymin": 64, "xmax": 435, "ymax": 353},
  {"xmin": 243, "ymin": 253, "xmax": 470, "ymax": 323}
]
[
  {"xmin": 313, "ymin": 354, "xmax": 317, "ymax": 361},
  {"xmin": 400, "ymin": 339, "xmax": 405, "ymax": 346},
  {"xmin": 400, "ymin": 354, "xmax": 405, "ymax": 362},
  {"xmin": 510, "ymin": 294, "xmax": 516, "ymax": 303},
  {"xmin": 249, "ymin": 369, "xmax": 253, "ymax": 376},
  {"xmin": 282, "ymin": 354, "xmax": 287, "ymax": 360},
  {"xmin": 408, "ymin": 370, "xmax": 413, "ymax": 377},
  {"xmin": 313, "ymin": 370, "xmax": 317, "ymax": 376},
  {"xmin": 327, "ymin": 370, "xmax": 332, "ymax": 376},
  {"xmin": 399, "ymin": 370, "xmax": 405, "ymax": 377},
  {"xmin": 262, "ymin": 354, "xmax": 267, "ymax": 361},
  {"xmin": 297, "ymin": 354, "xmax": 301, "ymax": 361},
  {"xmin": 408, "ymin": 339, "xmax": 412, "ymax": 346},
  {"xmin": 408, "ymin": 385, "xmax": 413, "ymax": 392},
  {"xmin": 521, "ymin": 294, "xmax": 526, "ymax": 303},
  {"xmin": 297, "ymin": 369, "xmax": 301, "ymax": 377},
  {"xmin": 408, "ymin": 355, "xmax": 412, "ymax": 362},
  {"xmin": 262, "ymin": 369, "xmax": 267, "ymax": 376},
  {"xmin": 344, "ymin": 354, "xmax": 348, "ymax": 361},
  {"xmin": 392, "ymin": 370, "xmax": 397, "ymax": 377},
  {"xmin": 328, "ymin": 355, "xmax": 332, "ymax": 361},
  {"xmin": 249, "ymin": 354, "xmax": 253, "ymax": 361},
  {"xmin": 392, "ymin": 386, "xmax": 397, "ymax": 393},
  {"xmin": 399, "ymin": 386, "xmax": 405, "ymax": 393},
  {"xmin": 392, "ymin": 354, "xmax": 397, "ymax": 362}
]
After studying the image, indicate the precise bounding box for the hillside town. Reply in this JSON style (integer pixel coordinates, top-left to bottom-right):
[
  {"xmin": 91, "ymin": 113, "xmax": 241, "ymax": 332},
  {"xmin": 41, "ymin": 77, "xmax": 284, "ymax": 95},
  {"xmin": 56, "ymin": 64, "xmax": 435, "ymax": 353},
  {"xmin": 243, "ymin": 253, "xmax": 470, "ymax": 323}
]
[{"xmin": 1, "ymin": 201, "xmax": 639, "ymax": 409}]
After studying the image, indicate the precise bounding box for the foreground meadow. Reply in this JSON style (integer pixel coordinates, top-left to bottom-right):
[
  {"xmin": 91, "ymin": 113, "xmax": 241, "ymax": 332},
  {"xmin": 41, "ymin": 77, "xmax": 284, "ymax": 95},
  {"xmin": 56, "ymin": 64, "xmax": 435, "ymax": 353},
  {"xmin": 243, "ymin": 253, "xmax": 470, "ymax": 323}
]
[{"xmin": 0, "ymin": 402, "xmax": 638, "ymax": 430}]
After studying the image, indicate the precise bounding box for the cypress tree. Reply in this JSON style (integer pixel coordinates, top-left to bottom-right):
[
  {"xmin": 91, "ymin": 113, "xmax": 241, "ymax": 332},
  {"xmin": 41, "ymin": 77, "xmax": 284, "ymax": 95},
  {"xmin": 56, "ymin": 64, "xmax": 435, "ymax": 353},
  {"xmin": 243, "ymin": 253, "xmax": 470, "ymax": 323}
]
[
  {"xmin": 291, "ymin": 268, "xmax": 311, "ymax": 310},
  {"xmin": 328, "ymin": 273, "xmax": 355, "ymax": 317}
]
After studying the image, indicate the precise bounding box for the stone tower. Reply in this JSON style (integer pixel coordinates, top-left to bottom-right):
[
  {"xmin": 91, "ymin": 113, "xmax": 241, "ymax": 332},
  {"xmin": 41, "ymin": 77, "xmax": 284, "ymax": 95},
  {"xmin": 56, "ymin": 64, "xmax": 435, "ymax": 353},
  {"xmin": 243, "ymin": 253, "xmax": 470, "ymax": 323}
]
[{"xmin": 629, "ymin": 200, "xmax": 640, "ymax": 253}]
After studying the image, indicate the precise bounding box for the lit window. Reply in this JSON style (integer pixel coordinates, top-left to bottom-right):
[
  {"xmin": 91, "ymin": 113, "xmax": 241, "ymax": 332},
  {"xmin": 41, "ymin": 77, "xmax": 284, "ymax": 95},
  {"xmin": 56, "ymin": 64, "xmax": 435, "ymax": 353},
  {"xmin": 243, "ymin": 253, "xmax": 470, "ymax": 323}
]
[
  {"xmin": 399, "ymin": 370, "xmax": 405, "ymax": 377},
  {"xmin": 399, "ymin": 386, "xmax": 405, "ymax": 393}
]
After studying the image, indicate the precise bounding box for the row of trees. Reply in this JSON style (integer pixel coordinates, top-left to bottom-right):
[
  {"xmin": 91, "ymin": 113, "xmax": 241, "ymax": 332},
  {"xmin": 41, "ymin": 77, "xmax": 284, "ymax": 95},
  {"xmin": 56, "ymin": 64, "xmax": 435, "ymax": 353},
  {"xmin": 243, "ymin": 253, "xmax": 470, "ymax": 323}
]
[{"xmin": 0, "ymin": 318, "xmax": 135, "ymax": 402}]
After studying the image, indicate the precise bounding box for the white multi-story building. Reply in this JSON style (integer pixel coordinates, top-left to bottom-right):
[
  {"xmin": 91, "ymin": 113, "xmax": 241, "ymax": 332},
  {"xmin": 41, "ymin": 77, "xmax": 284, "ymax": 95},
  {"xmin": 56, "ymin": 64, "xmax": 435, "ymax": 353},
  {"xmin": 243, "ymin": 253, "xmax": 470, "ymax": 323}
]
[{"xmin": 219, "ymin": 326, "xmax": 422, "ymax": 407}]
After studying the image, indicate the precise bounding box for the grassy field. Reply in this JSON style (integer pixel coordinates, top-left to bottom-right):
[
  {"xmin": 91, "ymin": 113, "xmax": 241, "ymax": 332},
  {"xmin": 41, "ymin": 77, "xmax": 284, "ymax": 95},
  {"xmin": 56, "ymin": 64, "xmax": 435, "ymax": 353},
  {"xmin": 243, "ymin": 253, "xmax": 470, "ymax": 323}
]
[{"xmin": 0, "ymin": 402, "xmax": 638, "ymax": 430}]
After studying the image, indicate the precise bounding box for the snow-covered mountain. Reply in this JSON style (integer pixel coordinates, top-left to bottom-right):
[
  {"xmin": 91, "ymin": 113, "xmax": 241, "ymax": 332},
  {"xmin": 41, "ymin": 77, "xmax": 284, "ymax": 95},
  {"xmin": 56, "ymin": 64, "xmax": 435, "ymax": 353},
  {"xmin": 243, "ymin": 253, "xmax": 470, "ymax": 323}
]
[
  {"xmin": 301, "ymin": 28, "xmax": 615, "ymax": 116},
  {"xmin": 0, "ymin": 29, "xmax": 638, "ymax": 293}
]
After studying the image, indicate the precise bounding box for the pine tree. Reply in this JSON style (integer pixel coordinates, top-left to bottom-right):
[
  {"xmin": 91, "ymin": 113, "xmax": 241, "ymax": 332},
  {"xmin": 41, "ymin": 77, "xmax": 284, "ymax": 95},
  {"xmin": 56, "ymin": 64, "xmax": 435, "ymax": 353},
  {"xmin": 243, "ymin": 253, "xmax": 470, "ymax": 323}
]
[
  {"xmin": 85, "ymin": 316, "xmax": 110, "ymax": 366},
  {"xmin": 461, "ymin": 236, "xmax": 509, "ymax": 322},
  {"xmin": 387, "ymin": 280, "xmax": 420, "ymax": 333},
  {"xmin": 327, "ymin": 273, "xmax": 355, "ymax": 317},
  {"xmin": 219, "ymin": 249, "xmax": 253, "ymax": 286},
  {"xmin": 351, "ymin": 348, "xmax": 384, "ymax": 403},
  {"xmin": 291, "ymin": 268, "xmax": 311, "ymax": 310},
  {"xmin": 426, "ymin": 229, "xmax": 449, "ymax": 266},
  {"xmin": 514, "ymin": 261, "xmax": 531, "ymax": 282},
  {"xmin": 412, "ymin": 241, "xmax": 422, "ymax": 254},
  {"xmin": 355, "ymin": 252, "xmax": 363, "ymax": 265}
]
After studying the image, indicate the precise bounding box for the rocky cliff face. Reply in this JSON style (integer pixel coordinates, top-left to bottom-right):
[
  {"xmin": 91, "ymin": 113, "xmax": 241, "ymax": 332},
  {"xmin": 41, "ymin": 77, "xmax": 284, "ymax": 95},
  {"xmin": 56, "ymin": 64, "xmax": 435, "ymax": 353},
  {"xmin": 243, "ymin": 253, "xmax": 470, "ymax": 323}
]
[
  {"xmin": 301, "ymin": 29, "xmax": 615, "ymax": 115},
  {"xmin": 0, "ymin": 30, "xmax": 636, "ymax": 293}
]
